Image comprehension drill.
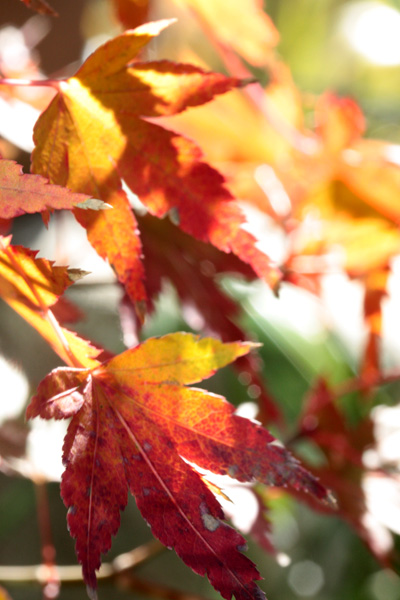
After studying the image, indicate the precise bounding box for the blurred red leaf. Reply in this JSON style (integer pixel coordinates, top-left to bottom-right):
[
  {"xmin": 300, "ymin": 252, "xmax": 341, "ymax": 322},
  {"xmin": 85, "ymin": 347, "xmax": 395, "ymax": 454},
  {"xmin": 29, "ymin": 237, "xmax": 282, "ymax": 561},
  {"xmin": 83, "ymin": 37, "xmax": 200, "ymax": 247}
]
[
  {"xmin": 111, "ymin": 0, "xmax": 150, "ymax": 29},
  {"xmin": 294, "ymin": 379, "xmax": 394, "ymax": 565}
]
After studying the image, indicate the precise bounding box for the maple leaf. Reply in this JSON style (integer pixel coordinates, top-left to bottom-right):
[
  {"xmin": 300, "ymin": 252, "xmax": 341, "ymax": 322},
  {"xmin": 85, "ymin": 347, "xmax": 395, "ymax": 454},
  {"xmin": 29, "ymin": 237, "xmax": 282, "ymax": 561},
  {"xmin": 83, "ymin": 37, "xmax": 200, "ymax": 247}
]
[
  {"xmin": 27, "ymin": 333, "xmax": 331, "ymax": 599},
  {"xmin": 172, "ymin": 0, "xmax": 279, "ymax": 66},
  {"xmin": 0, "ymin": 236, "xmax": 101, "ymax": 368},
  {"xmin": 32, "ymin": 20, "xmax": 280, "ymax": 314},
  {"xmin": 18, "ymin": 0, "xmax": 57, "ymax": 16},
  {"xmin": 0, "ymin": 159, "xmax": 105, "ymax": 223}
]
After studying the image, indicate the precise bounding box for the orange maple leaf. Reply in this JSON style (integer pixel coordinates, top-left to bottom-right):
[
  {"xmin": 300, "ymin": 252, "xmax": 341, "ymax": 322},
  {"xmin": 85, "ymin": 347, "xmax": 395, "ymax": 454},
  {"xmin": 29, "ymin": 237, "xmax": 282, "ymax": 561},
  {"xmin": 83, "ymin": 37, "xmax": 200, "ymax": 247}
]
[
  {"xmin": 27, "ymin": 333, "xmax": 331, "ymax": 599},
  {"xmin": 32, "ymin": 20, "xmax": 280, "ymax": 316},
  {"xmin": 283, "ymin": 94, "xmax": 400, "ymax": 277},
  {"xmin": 0, "ymin": 236, "xmax": 101, "ymax": 368},
  {"xmin": 172, "ymin": 0, "xmax": 279, "ymax": 66}
]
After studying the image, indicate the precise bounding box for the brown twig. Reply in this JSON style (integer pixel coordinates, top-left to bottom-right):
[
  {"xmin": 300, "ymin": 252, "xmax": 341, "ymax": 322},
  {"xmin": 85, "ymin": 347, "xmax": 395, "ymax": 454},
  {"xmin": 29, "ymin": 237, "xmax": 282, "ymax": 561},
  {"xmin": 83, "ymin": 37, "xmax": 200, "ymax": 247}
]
[{"xmin": 35, "ymin": 482, "xmax": 60, "ymax": 600}]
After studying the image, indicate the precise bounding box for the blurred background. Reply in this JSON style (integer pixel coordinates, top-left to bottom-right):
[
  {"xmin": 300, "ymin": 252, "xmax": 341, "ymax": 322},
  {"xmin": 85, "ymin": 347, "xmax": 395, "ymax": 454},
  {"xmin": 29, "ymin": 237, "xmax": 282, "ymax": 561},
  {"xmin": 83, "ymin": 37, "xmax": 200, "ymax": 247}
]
[{"xmin": 1, "ymin": 1, "xmax": 400, "ymax": 599}]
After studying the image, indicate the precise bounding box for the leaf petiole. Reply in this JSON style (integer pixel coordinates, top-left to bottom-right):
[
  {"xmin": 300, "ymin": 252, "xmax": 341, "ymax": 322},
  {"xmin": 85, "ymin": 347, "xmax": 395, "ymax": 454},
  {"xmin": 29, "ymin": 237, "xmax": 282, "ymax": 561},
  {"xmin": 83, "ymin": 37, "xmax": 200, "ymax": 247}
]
[{"xmin": 0, "ymin": 78, "xmax": 60, "ymax": 89}]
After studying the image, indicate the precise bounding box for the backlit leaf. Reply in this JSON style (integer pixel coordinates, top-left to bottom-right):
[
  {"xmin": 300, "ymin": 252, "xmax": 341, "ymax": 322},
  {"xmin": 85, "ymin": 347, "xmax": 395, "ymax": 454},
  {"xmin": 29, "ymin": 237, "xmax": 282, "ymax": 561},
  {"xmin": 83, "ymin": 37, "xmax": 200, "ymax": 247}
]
[{"xmin": 32, "ymin": 21, "xmax": 280, "ymax": 312}]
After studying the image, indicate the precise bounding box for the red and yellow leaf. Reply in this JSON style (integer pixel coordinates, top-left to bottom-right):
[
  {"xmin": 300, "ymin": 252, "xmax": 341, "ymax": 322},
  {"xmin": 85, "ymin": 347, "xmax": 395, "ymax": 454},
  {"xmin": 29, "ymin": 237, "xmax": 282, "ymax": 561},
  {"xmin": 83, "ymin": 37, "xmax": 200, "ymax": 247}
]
[{"xmin": 27, "ymin": 333, "xmax": 331, "ymax": 598}]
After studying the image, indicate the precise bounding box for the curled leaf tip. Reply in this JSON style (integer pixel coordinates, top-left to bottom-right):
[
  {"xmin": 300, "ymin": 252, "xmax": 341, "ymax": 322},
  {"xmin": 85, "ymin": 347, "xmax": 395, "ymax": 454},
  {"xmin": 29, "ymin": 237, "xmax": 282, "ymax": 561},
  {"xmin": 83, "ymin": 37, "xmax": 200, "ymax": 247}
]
[
  {"xmin": 135, "ymin": 299, "xmax": 147, "ymax": 324},
  {"xmin": 76, "ymin": 199, "xmax": 111, "ymax": 211},
  {"xmin": 241, "ymin": 77, "xmax": 259, "ymax": 86},
  {"xmin": 86, "ymin": 585, "xmax": 98, "ymax": 600},
  {"xmin": 133, "ymin": 18, "xmax": 177, "ymax": 36},
  {"xmin": 325, "ymin": 489, "xmax": 338, "ymax": 510},
  {"xmin": 247, "ymin": 341, "xmax": 263, "ymax": 349},
  {"xmin": 68, "ymin": 268, "xmax": 91, "ymax": 282}
]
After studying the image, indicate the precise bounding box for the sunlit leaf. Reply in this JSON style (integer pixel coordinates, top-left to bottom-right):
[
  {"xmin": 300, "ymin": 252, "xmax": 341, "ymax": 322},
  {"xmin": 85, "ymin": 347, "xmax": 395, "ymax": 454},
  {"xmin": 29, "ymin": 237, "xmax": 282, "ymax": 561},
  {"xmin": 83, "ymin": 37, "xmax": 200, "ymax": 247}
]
[{"xmin": 32, "ymin": 21, "xmax": 279, "ymax": 313}]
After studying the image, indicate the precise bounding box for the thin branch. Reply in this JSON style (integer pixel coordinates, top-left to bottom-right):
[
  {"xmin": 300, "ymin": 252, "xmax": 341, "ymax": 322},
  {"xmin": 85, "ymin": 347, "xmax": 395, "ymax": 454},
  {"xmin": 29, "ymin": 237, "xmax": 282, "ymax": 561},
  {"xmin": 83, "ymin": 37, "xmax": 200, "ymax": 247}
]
[
  {"xmin": 46, "ymin": 309, "xmax": 85, "ymax": 368},
  {"xmin": 0, "ymin": 539, "xmax": 164, "ymax": 584},
  {"xmin": 118, "ymin": 573, "xmax": 212, "ymax": 600}
]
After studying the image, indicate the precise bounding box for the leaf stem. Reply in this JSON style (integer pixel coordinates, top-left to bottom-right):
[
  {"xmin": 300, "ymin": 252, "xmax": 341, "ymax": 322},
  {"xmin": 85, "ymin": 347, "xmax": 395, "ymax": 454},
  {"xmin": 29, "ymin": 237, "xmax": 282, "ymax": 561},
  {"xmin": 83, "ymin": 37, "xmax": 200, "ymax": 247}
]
[
  {"xmin": 0, "ymin": 77, "xmax": 60, "ymax": 89},
  {"xmin": 332, "ymin": 369, "xmax": 400, "ymax": 398},
  {"xmin": 0, "ymin": 539, "xmax": 164, "ymax": 583}
]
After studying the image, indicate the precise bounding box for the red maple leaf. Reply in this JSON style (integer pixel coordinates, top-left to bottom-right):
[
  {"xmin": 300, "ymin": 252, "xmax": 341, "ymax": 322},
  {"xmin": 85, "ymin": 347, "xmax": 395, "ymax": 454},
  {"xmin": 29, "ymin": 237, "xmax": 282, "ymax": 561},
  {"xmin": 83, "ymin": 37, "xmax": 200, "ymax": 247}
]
[{"xmin": 27, "ymin": 333, "xmax": 331, "ymax": 599}]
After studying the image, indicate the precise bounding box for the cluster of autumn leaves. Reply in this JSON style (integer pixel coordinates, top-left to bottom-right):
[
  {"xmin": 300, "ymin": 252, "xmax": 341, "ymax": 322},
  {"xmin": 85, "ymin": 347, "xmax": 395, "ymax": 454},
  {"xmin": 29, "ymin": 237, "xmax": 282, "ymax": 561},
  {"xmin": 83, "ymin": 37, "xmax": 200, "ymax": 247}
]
[{"xmin": 1, "ymin": 0, "xmax": 399, "ymax": 598}]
